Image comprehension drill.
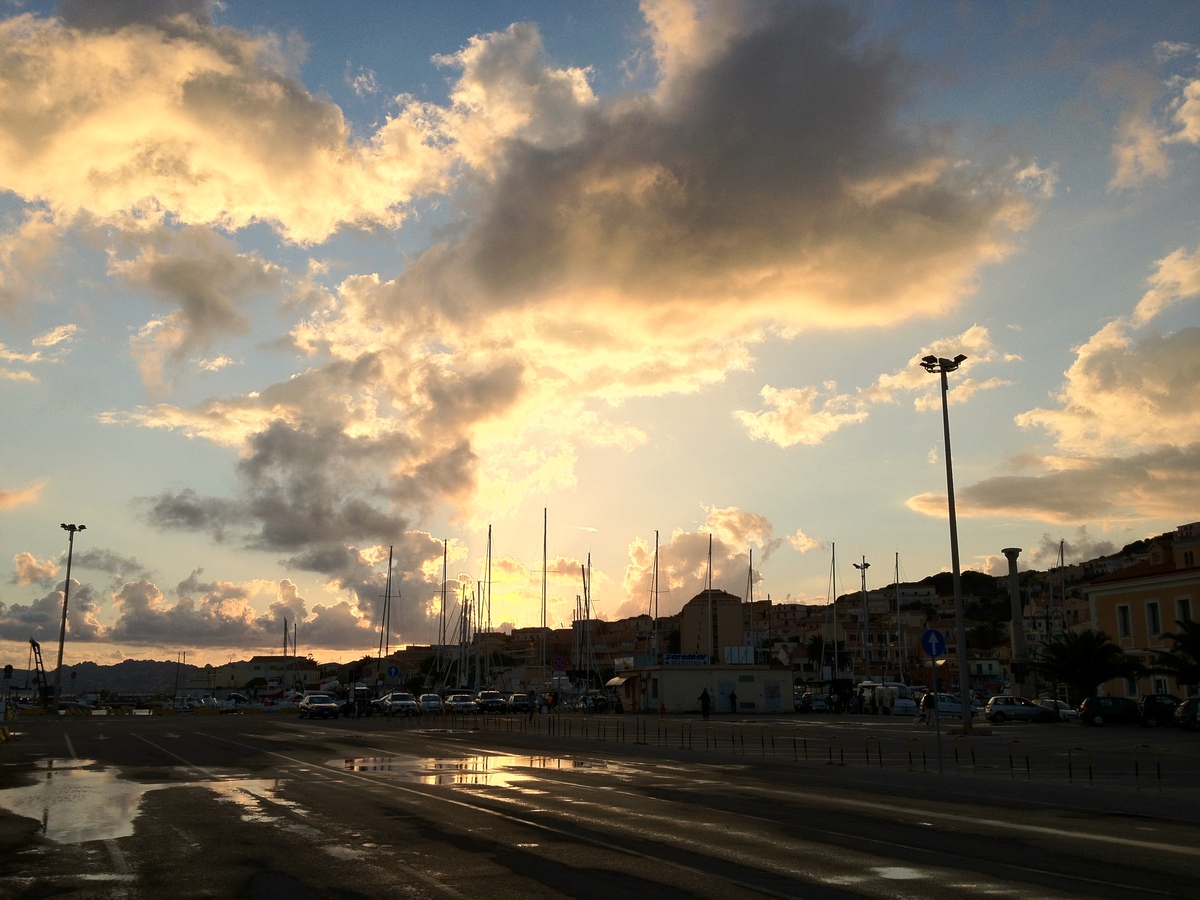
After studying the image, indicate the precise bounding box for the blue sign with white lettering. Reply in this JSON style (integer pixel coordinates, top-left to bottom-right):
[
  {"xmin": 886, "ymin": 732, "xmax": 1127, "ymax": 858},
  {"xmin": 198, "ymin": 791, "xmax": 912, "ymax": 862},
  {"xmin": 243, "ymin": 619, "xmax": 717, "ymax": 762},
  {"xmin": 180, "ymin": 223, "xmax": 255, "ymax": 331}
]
[{"xmin": 921, "ymin": 629, "xmax": 946, "ymax": 658}]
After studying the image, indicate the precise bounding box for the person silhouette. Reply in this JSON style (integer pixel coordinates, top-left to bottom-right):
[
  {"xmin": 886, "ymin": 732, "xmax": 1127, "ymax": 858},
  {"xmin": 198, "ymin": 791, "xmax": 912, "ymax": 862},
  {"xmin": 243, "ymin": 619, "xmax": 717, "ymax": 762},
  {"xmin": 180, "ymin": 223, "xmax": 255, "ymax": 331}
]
[{"xmin": 698, "ymin": 688, "xmax": 711, "ymax": 720}]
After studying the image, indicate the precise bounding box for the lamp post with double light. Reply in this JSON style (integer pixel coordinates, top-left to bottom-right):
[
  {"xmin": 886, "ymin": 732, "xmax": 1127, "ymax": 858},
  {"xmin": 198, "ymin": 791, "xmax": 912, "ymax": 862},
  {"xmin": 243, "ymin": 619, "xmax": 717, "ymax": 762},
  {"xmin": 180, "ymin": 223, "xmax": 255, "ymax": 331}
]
[
  {"xmin": 53, "ymin": 523, "xmax": 85, "ymax": 712},
  {"xmin": 920, "ymin": 353, "xmax": 972, "ymax": 731},
  {"xmin": 853, "ymin": 558, "xmax": 870, "ymax": 682}
]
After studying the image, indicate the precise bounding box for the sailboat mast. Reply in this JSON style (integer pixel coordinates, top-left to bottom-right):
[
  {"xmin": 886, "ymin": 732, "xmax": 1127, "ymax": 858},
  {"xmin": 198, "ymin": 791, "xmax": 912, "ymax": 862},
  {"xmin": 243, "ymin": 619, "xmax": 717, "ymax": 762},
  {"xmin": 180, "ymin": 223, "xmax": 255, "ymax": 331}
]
[
  {"xmin": 706, "ymin": 534, "xmax": 714, "ymax": 662},
  {"xmin": 828, "ymin": 543, "xmax": 837, "ymax": 681},
  {"xmin": 650, "ymin": 530, "xmax": 659, "ymax": 657},
  {"xmin": 485, "ymin": 525, "xmax": 493, "ymax": 686},
  {"xmin": 894, "ymin": 551, "xmax": 902, "ymax": 683},
  {"xmin": 541, "ymin": 508, "xmax": 548, "ymax": 687}
]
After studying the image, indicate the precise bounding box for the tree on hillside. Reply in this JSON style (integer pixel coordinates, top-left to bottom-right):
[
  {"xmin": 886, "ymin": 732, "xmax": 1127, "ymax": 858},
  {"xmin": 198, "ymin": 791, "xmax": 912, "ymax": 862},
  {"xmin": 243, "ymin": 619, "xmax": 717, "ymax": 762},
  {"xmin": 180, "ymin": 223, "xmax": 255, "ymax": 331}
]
[
  {"xmin": 968, "ymin": 622, "xmax": 1007, "ymax": 651},
  {"xmin": 1149, "ymin": 619, "xmax": 1200, "ymax": 689},
  {"xmin": 1033, "ymin": 630, "xmax": 1140, "ymax": 703},
  {"xmin": 805, "ymin": 634, "xmax": 847, "ymax": 674}
]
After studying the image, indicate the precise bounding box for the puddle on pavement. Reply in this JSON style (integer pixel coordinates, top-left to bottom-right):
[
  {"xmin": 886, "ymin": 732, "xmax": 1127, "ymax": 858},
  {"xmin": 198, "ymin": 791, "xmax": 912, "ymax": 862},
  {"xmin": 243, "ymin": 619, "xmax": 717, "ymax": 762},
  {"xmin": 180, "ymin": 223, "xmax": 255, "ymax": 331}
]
[
  {"xmin": 338, "ymin": 753, "xmax": 614, "ymax": 787},
  {"xmin": 0, "ymin": 759, "xmax": 292, "ymax": 844}
]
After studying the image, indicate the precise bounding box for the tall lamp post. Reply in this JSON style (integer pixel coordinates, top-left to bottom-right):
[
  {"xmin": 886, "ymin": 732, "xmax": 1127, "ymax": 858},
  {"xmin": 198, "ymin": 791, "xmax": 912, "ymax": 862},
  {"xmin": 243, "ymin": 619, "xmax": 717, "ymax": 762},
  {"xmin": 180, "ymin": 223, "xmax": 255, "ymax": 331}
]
[
  {"xmin": 853, "ymin": 558, "xmax": 870, "ymax": 682},
  {"xmin": 920, "ymin": 353, "xmax": 972, "ymax": 731},
  {"xmin": 53, "ymin": 523, "xmax": 86, "ymax": 712}
]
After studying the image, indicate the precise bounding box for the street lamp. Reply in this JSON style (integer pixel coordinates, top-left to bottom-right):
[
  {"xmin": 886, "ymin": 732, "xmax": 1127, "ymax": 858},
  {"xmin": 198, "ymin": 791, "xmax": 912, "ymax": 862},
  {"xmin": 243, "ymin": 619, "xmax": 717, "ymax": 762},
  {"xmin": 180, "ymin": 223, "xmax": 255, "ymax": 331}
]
[
  {"xmin": 853, "ymin": 558, "xmax": 870, "ymax": 681},
  {"xmin": 53, "ymin": 523, "xmax": 86, "ymax": 712},
  {"xmin": 920, "ymin": 353, "xmax": 972, "ymax": 731}
]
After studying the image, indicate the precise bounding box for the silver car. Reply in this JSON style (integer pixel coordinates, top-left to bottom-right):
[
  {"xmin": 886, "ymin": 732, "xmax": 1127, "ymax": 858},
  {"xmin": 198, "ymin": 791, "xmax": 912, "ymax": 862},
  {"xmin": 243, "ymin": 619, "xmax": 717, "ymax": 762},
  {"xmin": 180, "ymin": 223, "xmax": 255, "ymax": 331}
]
[{"xmin": 985, "ymin": 695, "xmax": 1056, "ymax": 723}]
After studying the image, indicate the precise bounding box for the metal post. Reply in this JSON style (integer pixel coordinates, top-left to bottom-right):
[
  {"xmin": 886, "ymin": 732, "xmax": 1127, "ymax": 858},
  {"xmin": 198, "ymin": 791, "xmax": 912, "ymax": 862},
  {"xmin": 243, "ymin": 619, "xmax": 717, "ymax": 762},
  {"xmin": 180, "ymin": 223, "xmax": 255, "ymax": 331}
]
[
  {"xmin": 921, "ymin": 354, "xmax": 972, "ymax": 731},
  {"xmin": 854, "ymin": 558, "xmax": 871, "ymax": 683},
  {"xmin": 53, "ymin": 523, "xmax": 86, "ymax": 712}
]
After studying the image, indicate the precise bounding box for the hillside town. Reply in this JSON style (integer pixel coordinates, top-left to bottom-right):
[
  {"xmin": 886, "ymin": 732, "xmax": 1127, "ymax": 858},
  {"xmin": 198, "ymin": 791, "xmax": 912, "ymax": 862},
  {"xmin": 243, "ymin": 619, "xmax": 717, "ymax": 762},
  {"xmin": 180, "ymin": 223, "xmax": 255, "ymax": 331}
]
[{"xmin": 38, "ymin": 521, "xmax": 1188, "ymax": 718}]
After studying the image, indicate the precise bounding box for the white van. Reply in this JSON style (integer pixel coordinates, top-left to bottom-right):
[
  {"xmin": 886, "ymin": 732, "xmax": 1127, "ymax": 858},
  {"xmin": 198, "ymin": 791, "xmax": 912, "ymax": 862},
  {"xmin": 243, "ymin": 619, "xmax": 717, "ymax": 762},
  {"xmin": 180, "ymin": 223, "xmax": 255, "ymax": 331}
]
[{"xmin": 856, "ymin": 681, "xmax": 917, "ymax": 716}]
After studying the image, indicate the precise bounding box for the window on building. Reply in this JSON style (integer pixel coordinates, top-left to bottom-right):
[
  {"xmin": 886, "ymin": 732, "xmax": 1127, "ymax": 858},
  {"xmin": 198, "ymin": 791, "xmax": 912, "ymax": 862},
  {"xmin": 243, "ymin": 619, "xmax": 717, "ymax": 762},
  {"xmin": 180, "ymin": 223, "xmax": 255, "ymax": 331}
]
[
  {"xmin": 1124, "ymin": 677, "xmax": 1138, "ymax": 697},
  {"xmin": 1178, "ymin": 597, "xmax": 1193, "ymax": 625},
  {"xmin": 1183, "ymin": 549, "xmax": 1195, "ymax": 567},
  {"xmin": 1117, "ymin": 605, "xmax": 1132, "ymax": 639},
  {"xmin": 1153, "ymin": 676, "xmax": 1168, "ymax": 694},
  {"xmin": 1147, "ymin": 602, "xmax": 1162, "ymax": 637}
]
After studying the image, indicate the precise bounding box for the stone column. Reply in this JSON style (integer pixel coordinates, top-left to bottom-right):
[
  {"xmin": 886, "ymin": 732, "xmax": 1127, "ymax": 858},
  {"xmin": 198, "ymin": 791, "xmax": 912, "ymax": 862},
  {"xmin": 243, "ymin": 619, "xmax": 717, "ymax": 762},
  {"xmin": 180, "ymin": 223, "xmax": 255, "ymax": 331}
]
[{"xmin": 1003, "ymin": 548, "xmax": 1029, "ymax": 697}]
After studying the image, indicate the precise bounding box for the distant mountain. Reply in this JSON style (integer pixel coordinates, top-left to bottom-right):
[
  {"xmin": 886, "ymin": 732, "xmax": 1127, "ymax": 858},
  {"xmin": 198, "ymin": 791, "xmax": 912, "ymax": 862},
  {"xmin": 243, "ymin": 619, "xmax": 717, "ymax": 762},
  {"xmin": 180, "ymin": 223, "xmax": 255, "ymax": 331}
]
[{"xmin": 58, "ymin": 659, "xmax": 200, "ymax": 696}]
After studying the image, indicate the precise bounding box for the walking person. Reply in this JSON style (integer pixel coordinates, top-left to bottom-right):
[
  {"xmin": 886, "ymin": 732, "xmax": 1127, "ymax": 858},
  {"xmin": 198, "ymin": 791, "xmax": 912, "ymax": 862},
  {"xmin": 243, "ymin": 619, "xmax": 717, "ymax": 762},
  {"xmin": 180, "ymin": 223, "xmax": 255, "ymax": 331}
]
[
  {"xmin": 527, "ymin": 689, "xmax": 537, "ymax": 721},
  {"xmin": 698, "ymin": 688, "xmax": 711, "ymax": 720},
  {"xmin": 728, "ymin": 689, "xmax": 737, "ymax": 715}
]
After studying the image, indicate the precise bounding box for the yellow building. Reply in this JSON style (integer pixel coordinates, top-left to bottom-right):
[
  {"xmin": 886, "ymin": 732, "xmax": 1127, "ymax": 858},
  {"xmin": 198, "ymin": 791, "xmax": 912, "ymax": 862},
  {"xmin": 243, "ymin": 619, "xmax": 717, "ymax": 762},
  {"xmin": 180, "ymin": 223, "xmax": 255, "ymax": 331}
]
[{"xmin": 1085, "ymin": 522, "xmax": 1199, "ymax": 697}]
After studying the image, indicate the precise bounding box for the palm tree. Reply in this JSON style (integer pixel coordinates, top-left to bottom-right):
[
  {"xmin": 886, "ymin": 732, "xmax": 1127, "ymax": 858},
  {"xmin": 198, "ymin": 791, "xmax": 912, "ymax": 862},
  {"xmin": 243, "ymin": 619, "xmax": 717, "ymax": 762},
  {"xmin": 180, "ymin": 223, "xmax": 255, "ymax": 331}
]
[
  {"xmin": 805, "ymin": 633, "xmax": 847, "ymax": 677},
  {"xmin": 1149, "ymin": 619, "xmax": 1200, "ymax": 690},
  {"xmin": 1033, "ymin": 630, "xmax": 1140, "ymax": 704}
]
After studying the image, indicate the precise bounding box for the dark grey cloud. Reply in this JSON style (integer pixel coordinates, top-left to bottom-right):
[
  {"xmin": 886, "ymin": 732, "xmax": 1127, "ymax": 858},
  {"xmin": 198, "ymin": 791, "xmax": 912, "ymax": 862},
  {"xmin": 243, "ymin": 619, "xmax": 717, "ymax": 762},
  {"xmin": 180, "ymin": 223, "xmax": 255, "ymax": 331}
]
[
  {"xmin": 57, "ymin": 0, "xmax": 214, "ymax": 32},
  {"xmin": 72, "ymin": 548, "xmax": 154, "ymax": 584},
  {"xmin": 946, "ymin": 444, "xmax": 1200, "ymax": 523},
  {"xmin": 0, "ymin": 580, "xmax": 103, "ymax": 643}
]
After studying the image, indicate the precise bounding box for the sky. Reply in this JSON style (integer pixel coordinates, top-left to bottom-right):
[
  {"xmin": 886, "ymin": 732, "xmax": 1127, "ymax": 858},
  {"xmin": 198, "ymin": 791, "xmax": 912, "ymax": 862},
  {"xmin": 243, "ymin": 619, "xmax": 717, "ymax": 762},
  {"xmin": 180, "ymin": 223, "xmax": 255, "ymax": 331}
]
[{"xmin": 1, "ymin": 0, "xmax": 1198, "ymax": 670}]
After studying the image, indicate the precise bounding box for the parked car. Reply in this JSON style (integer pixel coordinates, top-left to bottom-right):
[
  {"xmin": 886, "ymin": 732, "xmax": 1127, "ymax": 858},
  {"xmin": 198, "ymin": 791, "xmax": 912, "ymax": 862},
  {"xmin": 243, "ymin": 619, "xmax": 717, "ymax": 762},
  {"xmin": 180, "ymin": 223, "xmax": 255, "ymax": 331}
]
[
  {"xmin": 1033, "ymin": 699, "xmax": 1078, "ymax": 722},
  {"xmin": 923, "ymin": 693, "xmax": 978, "ymax": 720},
  {"xmin": 796, "ymin": 691, "xmax": 828, "ymax": 713},
  {"xmin": 506, "ymin": 693, "xmax": 531, "ymax": 714},
  {"xmin": 373, "ymin": 691, "xmax": 420, "ymax": 716},
  {"xmin": 418, "ymin": 693, "xmax": 444, "ymax": 714},
  {"xmin": 476, "ymin": 690, "xmax": 506, "ymax": 713},
  {"xmin": 985, "ymin": 695, "xmax": 1057, "ymax": 723},
  {"xmin": 1174, "ymin": 697, "xmax": 1199, "ymax": 731},
  {"xmin": 1139, "ymin": 693, "xmax": 1182, "ymax": 727},
  {"xmin": 298, "ymin": 693, "xmax": 341, "ymax": 719},
  {"xmin": 444, "ymin": 693, "xmax": 479, "ymax": 714},
  {"xmin": 1079, "ymin": 696, "xmax": 1140, "ymax": 726}
]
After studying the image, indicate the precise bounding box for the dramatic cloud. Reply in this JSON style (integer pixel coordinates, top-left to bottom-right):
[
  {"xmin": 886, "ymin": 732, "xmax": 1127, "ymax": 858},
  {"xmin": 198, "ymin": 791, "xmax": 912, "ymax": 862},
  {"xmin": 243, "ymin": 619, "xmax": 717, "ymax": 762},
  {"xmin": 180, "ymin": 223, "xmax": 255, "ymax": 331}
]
[
  {"xmin": 1028, "ymin": 527, "xmax": 1118, "ymax": 569},
  {"xmin": 909, "ymin": 445, "xmax": 1200, "ymax": 524},
  {"xmin": 0, "ymin": 212, "xmax": 61, "ymax": 316},
  {"xmin": 1107, "ymin": 46, "xmax": 1200, "ymax": 189},
  {"xmin": 110, "ymin": 226, "xmax": 283, "ymax": 395},
  {"xmin": 0, "ymin": 10, "xmax": 453, "ymax": 242},
  {"xmin": 738, "ymin": 325, "xmax": 1014, "ymax": 446},
  {"xmin": 0, "ymin": 580, "xmax": 104, "ymax": 643},
  {"xmin": 12, "ymin": 551, "xmax": 57, "ymax": 586},
  {"xmin": 615, "ymin": 506, "xmax": 780, "ymax": 620}
]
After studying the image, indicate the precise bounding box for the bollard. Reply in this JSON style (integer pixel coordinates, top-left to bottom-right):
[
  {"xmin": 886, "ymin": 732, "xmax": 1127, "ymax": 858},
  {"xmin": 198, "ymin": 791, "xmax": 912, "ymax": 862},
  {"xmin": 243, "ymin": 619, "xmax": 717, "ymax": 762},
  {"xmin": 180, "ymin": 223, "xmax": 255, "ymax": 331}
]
[
  {"xmin": 1066, "ymin": 746, "xmax": 1093, "ymax": 786},
  {"xmin": 635, "ymin": 716, "xmax": 647, "ymax": 745},
  {"xmin": 792, "ymin": 727, "xmax": 809, "ymax": 762},
  {"xmin": 597, "ymin": 720, "xmax": 607, "ymax": 741},
  {"xmin": 731, "ymin": 725, "xmax": 745, "ymax": 755},
  {"xmin": 1133, "ymin": 744, "xmax": 1162, "ymax": 793},
  {"xmin": 953, "ymin": 733, "xmax": 977, "ymax": 775},
  {"xmin": 614, "ymin": 720, "xmax": 626, "ymax": 743},
  {"xmin": 864, "ymin": 735, "xmax": 883, "ymax": 768},
  {"xmin": 681, "ymin": 720, "xmax": 693, "ymax": 750},
  {"xmin": 705, "ymin": 725, "xmax": 717, "ymax": 752},
  {"xmin": 657, "ymin": 721, "xmax": 669, "ymax": 748},
  {"xmin": 906, "ymin": 737, "xmax": 927, "ymax": 773},
  {"xmin": 1007, "ymin": 738, "xmax": 1030, "ymax": 781},
  {"xmin": 760, "ymin": 725, "xmax": 776, "ymax": 757},
  {"xmin": 827, "ymin": 734, "xmax": 845, "ymax": 766}
]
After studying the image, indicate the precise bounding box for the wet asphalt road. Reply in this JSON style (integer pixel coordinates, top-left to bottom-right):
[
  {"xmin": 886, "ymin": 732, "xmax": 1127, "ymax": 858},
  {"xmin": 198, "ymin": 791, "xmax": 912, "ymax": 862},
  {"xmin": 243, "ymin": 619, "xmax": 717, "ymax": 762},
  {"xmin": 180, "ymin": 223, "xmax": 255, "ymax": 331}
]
[{"xmin": 1, "ymin": 710, "xmax": 1198, "ymax": 899}]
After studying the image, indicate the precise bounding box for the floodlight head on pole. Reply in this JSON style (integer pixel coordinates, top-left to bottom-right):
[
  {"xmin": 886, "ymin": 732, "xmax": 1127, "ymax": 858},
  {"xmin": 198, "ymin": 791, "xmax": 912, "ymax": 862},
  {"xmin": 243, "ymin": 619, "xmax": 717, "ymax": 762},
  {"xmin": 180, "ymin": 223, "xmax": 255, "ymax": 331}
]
[{"xmin": 920, "ymin": 354, "xmax": 968, "ymax": 374}]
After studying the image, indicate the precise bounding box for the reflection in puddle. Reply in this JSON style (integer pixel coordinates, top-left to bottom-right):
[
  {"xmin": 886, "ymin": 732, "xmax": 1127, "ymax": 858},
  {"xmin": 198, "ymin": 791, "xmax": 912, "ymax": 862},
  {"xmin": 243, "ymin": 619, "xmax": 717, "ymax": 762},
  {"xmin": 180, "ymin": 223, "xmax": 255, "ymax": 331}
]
[
  {"xmin": 338, "ymin": 753, "xmax": 613, "ymax": 787},
  {"xmin": 0, "ymin": 761, "xmax": 291, "ymax": 845}
]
